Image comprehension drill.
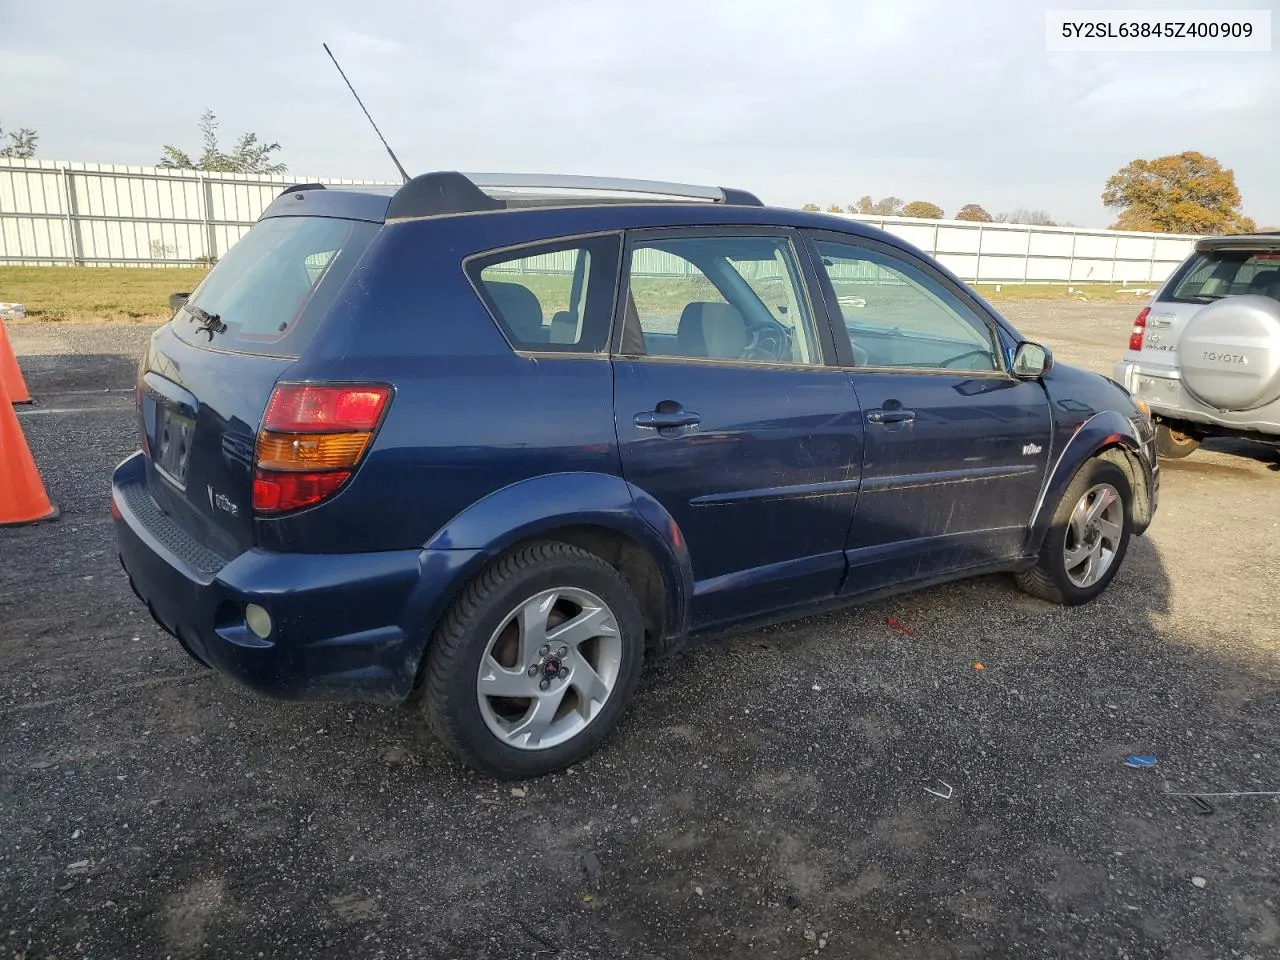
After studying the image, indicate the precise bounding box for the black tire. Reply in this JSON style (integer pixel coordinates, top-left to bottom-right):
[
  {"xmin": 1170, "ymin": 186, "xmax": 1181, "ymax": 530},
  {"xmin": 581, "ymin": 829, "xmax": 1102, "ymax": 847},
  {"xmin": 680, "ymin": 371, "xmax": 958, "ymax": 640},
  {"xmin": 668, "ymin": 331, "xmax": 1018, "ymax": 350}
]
[
  {"xmin": 1154, "ymin": 423, "xmax": 1200, "ymax": 459},
  {"xmin": 422, "ymin": 541, "xmax": 645, "ymax": 778},
  {"xmin": 1014, "ymin": 458, "xmax": 1133, "ymax": 605}
]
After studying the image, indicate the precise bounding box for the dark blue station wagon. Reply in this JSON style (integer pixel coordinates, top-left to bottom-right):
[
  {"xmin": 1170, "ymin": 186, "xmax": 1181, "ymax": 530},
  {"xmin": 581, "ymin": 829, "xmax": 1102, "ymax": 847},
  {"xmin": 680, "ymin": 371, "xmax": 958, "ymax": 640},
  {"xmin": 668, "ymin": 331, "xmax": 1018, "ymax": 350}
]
[{"xmin": 112, "ymin": 172, "xmax": 1158, "ymax": 777}]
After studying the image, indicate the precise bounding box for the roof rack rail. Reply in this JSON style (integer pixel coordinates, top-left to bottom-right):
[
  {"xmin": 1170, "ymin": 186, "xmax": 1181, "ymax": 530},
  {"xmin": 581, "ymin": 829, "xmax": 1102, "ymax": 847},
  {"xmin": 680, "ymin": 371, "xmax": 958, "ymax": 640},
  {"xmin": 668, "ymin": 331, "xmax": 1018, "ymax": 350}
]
[
  {"xmin": 280, "ymin": 182, "xmax": 327, "ymax": 196},
  {"xmin": 385, "ymin": 171, "xmax": 762, "ymax": 220},
  {"xmin": 464, "ymin": 173, "xmax": 760, "ymax": 204}
]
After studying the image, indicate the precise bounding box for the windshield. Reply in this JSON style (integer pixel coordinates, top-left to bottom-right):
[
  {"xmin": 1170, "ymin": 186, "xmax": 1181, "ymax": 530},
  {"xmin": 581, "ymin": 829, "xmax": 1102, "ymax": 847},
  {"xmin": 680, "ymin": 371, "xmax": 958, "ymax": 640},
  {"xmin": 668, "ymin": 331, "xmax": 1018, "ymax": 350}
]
[
  {"xmin": 1166, "ymin": 248, "xmax": 1280, "ymax": 304},
  {"xmin": 172, "ymin": 215, "xmax": 377, "ymax": 357}
]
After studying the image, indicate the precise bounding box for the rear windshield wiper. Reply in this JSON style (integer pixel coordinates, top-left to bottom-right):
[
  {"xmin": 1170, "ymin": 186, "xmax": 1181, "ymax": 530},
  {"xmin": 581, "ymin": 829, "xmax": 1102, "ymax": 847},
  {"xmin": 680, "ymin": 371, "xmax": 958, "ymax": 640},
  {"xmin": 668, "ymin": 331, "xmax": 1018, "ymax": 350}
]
[{"xmin": 185, "ymin": 305, "xmax": 227, "ymax": 339}]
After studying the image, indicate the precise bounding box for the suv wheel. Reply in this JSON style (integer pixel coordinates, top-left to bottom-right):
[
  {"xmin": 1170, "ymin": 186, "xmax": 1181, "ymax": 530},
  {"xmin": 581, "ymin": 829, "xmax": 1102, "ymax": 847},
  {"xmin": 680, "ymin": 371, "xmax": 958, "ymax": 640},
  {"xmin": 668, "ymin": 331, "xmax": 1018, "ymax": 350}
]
[
  {"xmin": 1015, "ymin": 457, "xmax": 1132, "ymax": 605},
  {"xmin": 1154, "ymin": 423, "xmax": 1200, "ymax": 459},
  {"xmin": 422, "ymin": 541, "xmax": 645, "ymax": 778}
]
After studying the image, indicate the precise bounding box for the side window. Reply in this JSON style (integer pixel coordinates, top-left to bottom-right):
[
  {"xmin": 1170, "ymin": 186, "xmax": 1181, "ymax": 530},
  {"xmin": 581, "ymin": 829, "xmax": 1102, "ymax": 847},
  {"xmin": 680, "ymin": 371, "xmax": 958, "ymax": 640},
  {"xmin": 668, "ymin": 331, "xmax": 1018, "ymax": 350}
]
[
  {"xmin": 469, "ymin": 235, "xmax": 620, "ymax": 353},
  {"xmin": 619, "ymin": 235, "xmax": 823, "ymax": 366},
  {"xmin": 813, "ymin": 239, "xmax": 1000, "ymax": 372}
]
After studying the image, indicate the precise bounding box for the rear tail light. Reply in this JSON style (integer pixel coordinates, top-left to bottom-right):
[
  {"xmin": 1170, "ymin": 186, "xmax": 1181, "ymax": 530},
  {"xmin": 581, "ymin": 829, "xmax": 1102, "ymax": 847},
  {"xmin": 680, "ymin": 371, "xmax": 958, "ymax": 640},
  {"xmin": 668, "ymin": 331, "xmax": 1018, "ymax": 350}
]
[
  {"xmin": 253, "ymin": 383, "xmax": 391, "ymax": 514},
  {"xmin": 1129, "ymin": 307, "xmax": 1149, "ymax": 352}
]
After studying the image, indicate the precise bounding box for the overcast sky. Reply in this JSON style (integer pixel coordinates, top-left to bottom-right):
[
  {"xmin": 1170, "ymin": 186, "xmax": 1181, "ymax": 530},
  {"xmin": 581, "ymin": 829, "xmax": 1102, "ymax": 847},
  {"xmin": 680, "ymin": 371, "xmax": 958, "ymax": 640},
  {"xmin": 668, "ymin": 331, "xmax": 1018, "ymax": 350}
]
[{"xmin": 2, "ymin": 0, "xmax": 1277, "ymax": 227}]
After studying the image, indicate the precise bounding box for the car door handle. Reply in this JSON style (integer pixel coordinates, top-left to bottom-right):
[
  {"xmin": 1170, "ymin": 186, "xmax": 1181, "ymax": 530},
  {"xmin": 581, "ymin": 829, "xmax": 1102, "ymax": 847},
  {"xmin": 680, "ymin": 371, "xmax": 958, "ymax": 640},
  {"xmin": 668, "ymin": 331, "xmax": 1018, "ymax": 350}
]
[
  {"xmin": 867, "ymin": 408, "xmax": 916, "ymax": 425},
  {"xmin": 634, "ymin": 409, "xmax": 701, "ymax": 429}
]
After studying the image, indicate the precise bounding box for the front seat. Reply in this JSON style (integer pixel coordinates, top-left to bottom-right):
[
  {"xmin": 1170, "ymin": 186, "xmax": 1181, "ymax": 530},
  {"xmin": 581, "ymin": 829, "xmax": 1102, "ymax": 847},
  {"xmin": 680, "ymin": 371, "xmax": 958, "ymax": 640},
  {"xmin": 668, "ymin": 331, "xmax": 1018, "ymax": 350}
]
[{"xmin": 677, "ymin": 302, "xmax": 748, "ymax": 360}]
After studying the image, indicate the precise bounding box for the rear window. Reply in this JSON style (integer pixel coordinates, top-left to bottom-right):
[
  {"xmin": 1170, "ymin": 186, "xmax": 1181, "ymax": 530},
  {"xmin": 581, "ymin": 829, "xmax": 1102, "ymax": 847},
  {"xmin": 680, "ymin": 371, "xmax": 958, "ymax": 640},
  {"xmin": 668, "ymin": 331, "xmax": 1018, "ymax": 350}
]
[
  {"xmin": 173, "ymin": 215, "xmax": 378, "ymax": 357},
  {"xmin": 1166, "ymin": 248, "xmax": 1280, "ymax": 304}
]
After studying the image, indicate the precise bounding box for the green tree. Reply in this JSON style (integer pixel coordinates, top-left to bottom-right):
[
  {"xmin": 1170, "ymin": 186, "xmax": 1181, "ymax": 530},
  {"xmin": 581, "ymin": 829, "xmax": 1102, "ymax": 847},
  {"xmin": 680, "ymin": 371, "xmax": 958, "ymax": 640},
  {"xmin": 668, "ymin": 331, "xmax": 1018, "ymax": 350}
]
[
  {"xmin": 0, "ymin": 121, "xmax": 38, "ymax": 159},
  {"xmin": 801, "ymin": 202, "xmax": 821, "ymax": 211},
  {"xmin": 1102, "ymin": 150, "xmax": 1254, "ymax": 234},
  {"xmin": 902, "ymin": 200, "xmax": 944, "ymax": 219},
  {"xmin": 825, "ymin": 204, "xmax": 844, "ymax": 213},
  {"xmin": 955, "ymin": 203, "xmax": 992, "ymax": 222},
  {"xmin": 159, "ymin": 110, "xmax": 287, "ymax": 174}
]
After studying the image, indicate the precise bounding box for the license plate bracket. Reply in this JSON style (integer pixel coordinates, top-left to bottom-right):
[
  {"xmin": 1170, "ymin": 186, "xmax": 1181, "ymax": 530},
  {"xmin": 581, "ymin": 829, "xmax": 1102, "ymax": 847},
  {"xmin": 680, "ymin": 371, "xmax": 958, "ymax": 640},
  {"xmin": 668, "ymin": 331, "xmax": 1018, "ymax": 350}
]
[
  {"xmin": 155, "ymin": 406, "xmax": 196, "ymax": 488},
  {"xmin": 1137, "ymin": 376, "xmax": 1177, "ymax": 395}
]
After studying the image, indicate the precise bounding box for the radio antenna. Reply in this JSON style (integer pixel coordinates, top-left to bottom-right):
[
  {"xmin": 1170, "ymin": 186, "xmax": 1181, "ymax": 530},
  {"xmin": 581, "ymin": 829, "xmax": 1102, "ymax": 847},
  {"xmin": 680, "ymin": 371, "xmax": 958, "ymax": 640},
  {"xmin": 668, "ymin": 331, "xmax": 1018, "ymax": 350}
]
[{"xmin": 323, "ymin": 42, "xmax": 410, "ymax": 184}]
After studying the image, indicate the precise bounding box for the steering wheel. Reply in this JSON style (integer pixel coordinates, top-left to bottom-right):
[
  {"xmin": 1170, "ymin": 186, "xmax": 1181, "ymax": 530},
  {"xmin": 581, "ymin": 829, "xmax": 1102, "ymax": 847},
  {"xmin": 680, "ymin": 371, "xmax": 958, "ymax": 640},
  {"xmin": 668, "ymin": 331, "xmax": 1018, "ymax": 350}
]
[
  {"xmin": 742, "ymin": 322, "xmax": 793, "ymax": 362},
  {"xmin": 939, "ymin": 348, "xmax": 995, "ymax": 370}
]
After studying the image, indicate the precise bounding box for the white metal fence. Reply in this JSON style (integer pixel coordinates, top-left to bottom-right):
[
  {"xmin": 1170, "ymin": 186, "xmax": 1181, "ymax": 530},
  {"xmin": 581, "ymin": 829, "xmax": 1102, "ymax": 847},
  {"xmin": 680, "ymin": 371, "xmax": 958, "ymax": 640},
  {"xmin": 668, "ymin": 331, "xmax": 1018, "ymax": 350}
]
[
  {"xmin": 838, "ymin": 213, "xmax": 1197, "ymax": 285},
  {"xmin": 0, "ymin": 159, "xmax": 391, "ymax": 267},
  {"xmin": 0, "ymin": 158, "xmax": 1200, "ymax": 284}
]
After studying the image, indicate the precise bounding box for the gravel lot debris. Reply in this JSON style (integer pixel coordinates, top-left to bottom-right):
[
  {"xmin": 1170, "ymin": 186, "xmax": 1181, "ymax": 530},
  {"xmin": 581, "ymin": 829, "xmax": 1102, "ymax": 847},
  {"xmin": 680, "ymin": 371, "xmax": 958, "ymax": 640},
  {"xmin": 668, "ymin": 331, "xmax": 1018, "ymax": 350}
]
[{"xmin": 1, "ymin": 303, "xmax": 1278, "ymax": 959}]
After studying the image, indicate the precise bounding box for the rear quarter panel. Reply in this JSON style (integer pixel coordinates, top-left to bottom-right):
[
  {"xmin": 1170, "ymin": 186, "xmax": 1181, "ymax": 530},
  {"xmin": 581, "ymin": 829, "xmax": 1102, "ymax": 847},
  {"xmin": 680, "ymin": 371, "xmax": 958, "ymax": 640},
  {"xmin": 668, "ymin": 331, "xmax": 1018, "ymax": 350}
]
[{"xmin": 255, "ymin": 221, "xmax": 623, "ymax": 555}]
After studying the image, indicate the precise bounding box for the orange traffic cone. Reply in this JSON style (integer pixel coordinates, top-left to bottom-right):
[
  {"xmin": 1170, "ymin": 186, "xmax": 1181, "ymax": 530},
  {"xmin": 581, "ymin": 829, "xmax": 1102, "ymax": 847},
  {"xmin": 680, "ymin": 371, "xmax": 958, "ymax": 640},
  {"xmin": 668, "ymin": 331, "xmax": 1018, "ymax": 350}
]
[
  {"xmin": 0, "ymin": 377, "xmax": 57, "ymax": 526},
  {"xmin": 0, "ymin": 319, "xmax": 31, "ymax": 404}
]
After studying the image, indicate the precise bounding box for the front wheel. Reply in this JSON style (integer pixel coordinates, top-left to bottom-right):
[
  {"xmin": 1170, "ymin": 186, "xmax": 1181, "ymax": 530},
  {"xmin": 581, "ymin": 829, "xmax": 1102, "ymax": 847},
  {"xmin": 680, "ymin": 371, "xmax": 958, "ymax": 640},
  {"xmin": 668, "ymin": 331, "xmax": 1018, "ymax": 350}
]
[
  {"xmin": 1014, "ymin": 458, "xmax": 1132, "ymax": 605},
  {"xmin": 422, "ymin": 541, "xmax": 645, "ymax": 778},
  {"xmin": 1155, "ymin": 423, "xmax": 1200, "ymax": 459}
]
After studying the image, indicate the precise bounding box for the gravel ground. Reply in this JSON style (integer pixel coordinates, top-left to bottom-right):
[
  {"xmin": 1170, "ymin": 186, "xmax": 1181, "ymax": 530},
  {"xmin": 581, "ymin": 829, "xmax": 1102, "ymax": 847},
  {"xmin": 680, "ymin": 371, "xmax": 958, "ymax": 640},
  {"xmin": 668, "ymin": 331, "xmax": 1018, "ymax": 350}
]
[{"xmin": 2, "ymin": 303, "xmax": 1278, "ymax": 960}]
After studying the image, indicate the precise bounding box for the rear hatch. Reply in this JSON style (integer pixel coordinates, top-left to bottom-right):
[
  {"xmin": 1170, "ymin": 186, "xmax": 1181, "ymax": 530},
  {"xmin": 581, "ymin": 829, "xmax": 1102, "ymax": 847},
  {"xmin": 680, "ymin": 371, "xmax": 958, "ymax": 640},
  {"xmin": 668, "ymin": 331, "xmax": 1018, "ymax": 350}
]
[
  {"xmin": 137, "ymin": 212, "xmax": 379, "ymax": 558},
  {"xmin": 1137, "ymin": 240, "xmax": 1280, "ymax": 374}
]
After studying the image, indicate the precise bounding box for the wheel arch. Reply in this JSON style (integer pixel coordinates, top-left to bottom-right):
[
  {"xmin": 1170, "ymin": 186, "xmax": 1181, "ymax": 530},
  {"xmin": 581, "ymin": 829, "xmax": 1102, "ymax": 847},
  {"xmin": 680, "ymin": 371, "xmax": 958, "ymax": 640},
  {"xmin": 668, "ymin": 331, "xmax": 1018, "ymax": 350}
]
[
  {"xmin": 1095, "ymin": 444, "xmax": 1155, "ymax": 536},
  {"xmin": 411, "ymin": 472, "xmax": 693, "ymax": 665},
  {"xmin": 1028, "ymin": 411, "xmax": 1155, "ymax": 551}
]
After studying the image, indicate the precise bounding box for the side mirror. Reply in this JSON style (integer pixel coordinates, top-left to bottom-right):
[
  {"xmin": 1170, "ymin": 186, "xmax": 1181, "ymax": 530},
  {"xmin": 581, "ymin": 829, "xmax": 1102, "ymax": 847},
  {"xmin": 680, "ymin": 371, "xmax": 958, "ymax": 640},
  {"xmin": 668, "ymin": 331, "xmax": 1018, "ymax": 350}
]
[
  {"xmin": 1012, "ymin": 341, "xmax": 1053, "ymax": 379},
  {"xmin": 169, "ymin": 292, "xmax": 191, "ymax": 313}
]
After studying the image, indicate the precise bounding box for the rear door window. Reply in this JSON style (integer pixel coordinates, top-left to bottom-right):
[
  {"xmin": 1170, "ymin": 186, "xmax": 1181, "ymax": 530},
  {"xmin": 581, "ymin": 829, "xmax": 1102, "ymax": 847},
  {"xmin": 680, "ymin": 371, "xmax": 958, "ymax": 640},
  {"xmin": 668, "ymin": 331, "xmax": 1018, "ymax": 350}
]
[
  {"xmin": 172, "ymin": 215, "xmax": 377, "ymax": 358},
  {"xmin": 617, "ymin": 233, "xmax": 824, "ymax": 366},
  {"xmin": 1167, "ymin": 249, "xmax": 1280, "ymax": 303}
]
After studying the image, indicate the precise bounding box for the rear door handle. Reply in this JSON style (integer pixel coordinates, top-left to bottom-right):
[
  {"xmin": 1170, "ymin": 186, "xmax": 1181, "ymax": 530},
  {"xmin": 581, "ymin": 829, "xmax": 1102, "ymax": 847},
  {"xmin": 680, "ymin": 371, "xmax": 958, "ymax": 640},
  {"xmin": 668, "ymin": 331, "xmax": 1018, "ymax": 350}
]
[
  {"xmin": 867, "ymin": 408, "xmax": 916, "ymax": 425},
  {"xmin": 634, "ymin": 409, "xmax": 701, "ymax": 429}
]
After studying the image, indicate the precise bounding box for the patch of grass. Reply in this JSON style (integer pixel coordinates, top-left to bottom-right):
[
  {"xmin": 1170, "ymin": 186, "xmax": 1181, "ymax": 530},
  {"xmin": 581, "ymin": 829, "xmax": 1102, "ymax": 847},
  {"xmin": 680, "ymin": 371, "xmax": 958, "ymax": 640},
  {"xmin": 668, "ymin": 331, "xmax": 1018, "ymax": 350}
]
[
  {"xmin": 0, "ymin": 266, "xmax": 1158, "ymax": 327},
  {"xmin": 973, "ymin": 282, "xmax": 1159, "ymax": 302},
  {"xmin": 0, "ymin": 267, "xmax": 209, "ymax": 324}
]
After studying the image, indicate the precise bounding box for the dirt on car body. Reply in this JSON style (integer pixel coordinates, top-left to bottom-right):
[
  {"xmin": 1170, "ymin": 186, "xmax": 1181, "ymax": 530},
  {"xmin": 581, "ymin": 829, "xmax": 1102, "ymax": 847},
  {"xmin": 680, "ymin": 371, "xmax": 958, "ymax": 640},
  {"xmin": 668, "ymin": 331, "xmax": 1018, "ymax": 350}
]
[{"xmin": 2, "ymin": 304, "xmax": 1278, "ymax": 960}]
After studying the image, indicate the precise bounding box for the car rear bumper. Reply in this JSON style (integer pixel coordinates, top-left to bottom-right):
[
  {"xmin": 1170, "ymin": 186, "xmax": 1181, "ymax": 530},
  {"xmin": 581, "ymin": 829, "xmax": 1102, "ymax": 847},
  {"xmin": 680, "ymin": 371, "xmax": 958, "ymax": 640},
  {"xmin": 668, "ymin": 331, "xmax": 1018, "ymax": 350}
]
[
  {"xmin": 111, "ymin": 452, "xmax": 480, "ymax": 703},
  {"xmin": 1114, "ymin": 359, "xmax": 1280, "ymax": 435}
]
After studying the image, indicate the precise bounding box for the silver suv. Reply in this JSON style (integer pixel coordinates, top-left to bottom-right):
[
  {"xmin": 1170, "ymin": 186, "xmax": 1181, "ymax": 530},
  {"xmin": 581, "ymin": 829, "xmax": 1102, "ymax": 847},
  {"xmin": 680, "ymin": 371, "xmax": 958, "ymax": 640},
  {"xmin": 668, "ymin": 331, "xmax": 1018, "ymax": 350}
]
[{"xmin": 1114, "ymin": 233, "xmax": 1280, "ymax": 459}]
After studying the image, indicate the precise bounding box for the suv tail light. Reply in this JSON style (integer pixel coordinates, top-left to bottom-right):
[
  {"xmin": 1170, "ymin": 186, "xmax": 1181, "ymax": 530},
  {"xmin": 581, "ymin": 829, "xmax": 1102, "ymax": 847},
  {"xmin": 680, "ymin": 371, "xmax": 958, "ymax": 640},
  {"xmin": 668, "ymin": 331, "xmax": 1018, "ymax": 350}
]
[
  {"xmin": 1129, "ymin": 307, "xmax": 1149, "ymax": 351},
  {"xmin": 252, "ymin": 383, "xmax": 391, "ymax": 514}
]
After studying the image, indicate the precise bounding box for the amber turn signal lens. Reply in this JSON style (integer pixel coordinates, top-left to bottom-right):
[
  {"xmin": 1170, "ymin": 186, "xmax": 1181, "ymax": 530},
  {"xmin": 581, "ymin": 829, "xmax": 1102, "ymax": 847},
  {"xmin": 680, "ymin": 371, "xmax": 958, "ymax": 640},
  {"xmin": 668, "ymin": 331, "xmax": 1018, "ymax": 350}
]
[{"xmin": 255, "ymin": 430, "xmax": 373, "ymax": 471}]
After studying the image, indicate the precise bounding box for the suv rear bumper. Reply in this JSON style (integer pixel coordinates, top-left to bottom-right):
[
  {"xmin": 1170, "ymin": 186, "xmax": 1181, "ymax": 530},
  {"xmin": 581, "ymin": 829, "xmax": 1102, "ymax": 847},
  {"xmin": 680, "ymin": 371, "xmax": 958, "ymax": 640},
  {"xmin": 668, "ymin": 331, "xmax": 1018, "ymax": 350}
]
[
  {"xmin": 1115, "ymin": 360, "xmax": 1280, "ymax": 436},
  {"xmin": 112, "ymin": 452, "xmax": 479, "ymax": 703}
]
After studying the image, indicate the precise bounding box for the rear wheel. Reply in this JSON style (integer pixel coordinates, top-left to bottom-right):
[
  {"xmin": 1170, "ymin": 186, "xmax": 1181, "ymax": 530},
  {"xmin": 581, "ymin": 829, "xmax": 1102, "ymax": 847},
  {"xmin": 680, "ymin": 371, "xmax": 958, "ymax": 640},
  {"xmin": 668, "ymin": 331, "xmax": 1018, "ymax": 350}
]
[
  {"xmin": 1155, "ymin": 423, "xmax": 1200, "ymax": 459},
  {"xmin": 422, "ymin": 541, "xmax": 645, "ymax": 778},
  {"xmin": 1015, "ymin": 458, "xmax": 1132, "ymax": 605}
]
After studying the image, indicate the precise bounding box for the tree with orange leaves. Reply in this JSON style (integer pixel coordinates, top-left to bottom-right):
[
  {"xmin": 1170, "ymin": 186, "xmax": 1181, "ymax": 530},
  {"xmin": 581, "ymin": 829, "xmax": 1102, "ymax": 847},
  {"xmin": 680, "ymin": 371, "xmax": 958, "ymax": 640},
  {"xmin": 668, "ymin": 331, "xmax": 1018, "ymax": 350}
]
[{"xmin": 1102, "ymin": 151, "xmax": 1255, "ymax": 234}]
